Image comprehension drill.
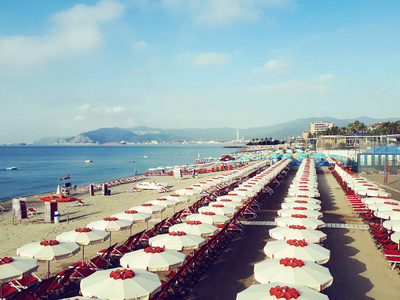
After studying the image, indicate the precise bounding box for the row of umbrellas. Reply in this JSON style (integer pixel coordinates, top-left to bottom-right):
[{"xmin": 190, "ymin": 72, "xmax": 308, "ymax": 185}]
[
  {"xmin": 334, "ymin": 164, "xmax": 391, "ymax": 198},
  {"xmin": 238, "ymin": 158, "xmax": 332, "ymax": 299}
]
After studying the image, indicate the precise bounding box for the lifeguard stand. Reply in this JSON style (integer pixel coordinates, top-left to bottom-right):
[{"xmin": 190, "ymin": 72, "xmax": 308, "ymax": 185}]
[{"xmin": 58, "ymin": 173, "xmax": 72, "ymax": 195}]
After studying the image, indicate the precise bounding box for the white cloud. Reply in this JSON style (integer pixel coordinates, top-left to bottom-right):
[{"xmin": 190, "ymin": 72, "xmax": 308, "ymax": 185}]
[
  {"xmin": 0, "ymin": 0, "xmax": 124, "ymax": 75},
  {"xmin": 318, "ymin": 74, "xmax": 335, "ymax": 81},
  {"xmin": 75, "ymin": 115, "xmax": 85, "ymax": 122},
  {"xmin": 160, "ymin": 0, "xmax": 292, "ymax": 27},
  {"xmin": 181, "ymin": 51, "xmax": 231, "ymax": 66},
  {"xmin": 132, "ymin": 40, "xmax": 149, "ymax": 51},
  {"xmin": 106, "ymin": 106, "xmax": 125, "ymax": 113},
  {"xmin": 78, "ymin": 103, "xmax": 90, "ymax": 112},
  {"xmin": 252, "ymin": 59, "xmax": 292, "ymax": 74}
]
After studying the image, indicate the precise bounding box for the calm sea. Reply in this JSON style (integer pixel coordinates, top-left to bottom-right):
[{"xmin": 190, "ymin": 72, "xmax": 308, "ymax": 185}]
[{"xmin": 0, "ymin": 144, "xmax": 237, "ymax": 201}]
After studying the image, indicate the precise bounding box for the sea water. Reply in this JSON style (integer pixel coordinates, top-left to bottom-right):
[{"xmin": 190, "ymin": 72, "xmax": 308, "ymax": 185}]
[{"xmin": 0, "ymin": 144, "xmax": 237, "ymax": 201}]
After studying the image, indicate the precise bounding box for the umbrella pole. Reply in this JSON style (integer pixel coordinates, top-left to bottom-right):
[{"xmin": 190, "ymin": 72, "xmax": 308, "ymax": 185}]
[
  {"xmin": 48, "ymin": 261, "xmax": 50, "ymax": 279},
  {"xmin": 110, "ymin": 233, "xmax": 112, "ymax": 247},
  {"xmin": 82, "ymin": 246, "xmax": 85, "ymax": 264}
]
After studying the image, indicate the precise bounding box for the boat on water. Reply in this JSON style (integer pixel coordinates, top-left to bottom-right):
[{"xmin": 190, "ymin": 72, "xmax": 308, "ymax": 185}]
[
  {"xmin": 39, "ymin": 195, "xmax": 77, "ymax": 202},
  {"xmin": 85, "ymin": 160, "xmax": 93, "ymax": 163},
  {"xmin": 5, "ymin": 167, "xmax": 17, "ymax": 170},
  {"xmin": 144, "ymin": 156, "xmax": 149, "ymax": 158}
]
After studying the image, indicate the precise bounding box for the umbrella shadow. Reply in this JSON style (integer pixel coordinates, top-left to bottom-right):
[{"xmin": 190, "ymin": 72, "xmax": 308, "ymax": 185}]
[
  {"xmin": 187, "ymin": 225, "xmax": 270, "ymax": 299},
  {"xmin": 321, "ymin": 228, "xmax": 374, "ymax": 299}
]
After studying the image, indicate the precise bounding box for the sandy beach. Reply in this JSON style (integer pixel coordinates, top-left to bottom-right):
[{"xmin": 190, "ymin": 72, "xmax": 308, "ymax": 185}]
[
  {"xmin": 0, "ymin": 171, "xmax": 228, "ymax": 279},
  {"xmin": 2, "ymin": 164, "xmax": 400, "ymax": 299}
]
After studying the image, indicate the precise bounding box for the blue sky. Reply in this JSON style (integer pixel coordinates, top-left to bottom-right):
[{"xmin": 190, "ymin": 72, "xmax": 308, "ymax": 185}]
[{"xmin": 1, "ymin": 0, "xmax": 399, "ymax": 143}]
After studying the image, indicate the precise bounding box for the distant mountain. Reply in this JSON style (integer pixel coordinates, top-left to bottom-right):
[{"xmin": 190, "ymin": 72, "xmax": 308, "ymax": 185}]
[{"xmin": 35, "ymin": 117, "xmax": 399, "ymax": 144}]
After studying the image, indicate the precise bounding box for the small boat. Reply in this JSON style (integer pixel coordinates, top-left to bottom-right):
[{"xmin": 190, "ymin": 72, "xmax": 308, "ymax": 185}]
[
  {"xmin": 144, "ymin": 156, "xmax": 149, "ymax": 158},
  {"xmin": 39, "ymin": 195, "xmax": 77, "ymax": 202},
  {"xmin": 85, "ymin": 160, "xmax": 92, "ymax": 163},
  {"xmin": 5, "ymin": 167, "xmax": 17, "ymax": 170}
]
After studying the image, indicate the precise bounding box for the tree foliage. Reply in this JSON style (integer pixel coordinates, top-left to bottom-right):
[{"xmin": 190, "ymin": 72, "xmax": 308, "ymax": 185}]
[{"xmin": 321, "ymin": 120, "xmax": 400, "ymax": 135}]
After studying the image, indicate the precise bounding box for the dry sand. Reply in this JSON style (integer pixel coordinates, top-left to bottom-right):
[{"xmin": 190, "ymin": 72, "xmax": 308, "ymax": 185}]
[
  {"xmin": 187, "ymin": 167, "xmax": 400, "ymax": 300},
  {"xmin": 0, "ymin": 172, "xmax": 228, "ymax": 279}
]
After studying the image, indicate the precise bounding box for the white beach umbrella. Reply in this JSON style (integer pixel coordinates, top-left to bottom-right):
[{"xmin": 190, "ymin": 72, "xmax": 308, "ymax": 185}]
[
  {"xmin": 275, "ymin": 216, "xmax": 325, "ymax": 229},
  {"xmin": 288, "ymin": 190, "xmax": 320, "ymax": 198},
  {"xmin": 198, "ymin": 204, "xmax": 236, "ymax": 217},
  {"xmin": 120, "ymin": 247, "xmax": 186, "ymax": 272},
  {"xmin": 236, "ymin": 282, "xmax": 329, "ymax": 300},
  {"xmin": 189, "ymin": 184, "xmax": 209, "ymax": 191},
  {"xmin": 281, "ymin": 202, "xmax": 321, "ymax": 211},
  {"xmin": 145, "ymin": 199, "xmax": 178, "ymax": 208},
  {"xmin": 263, "ymin": 239, "xmax": 330, "ymax": 264},
  {"xmin": 212, "ymin": 200, "xmax": 243, "ymax": 209},
  {"xmin": 0, "ymin": 256, "xmax": 38, "ymax": 283},
  {"xmin": 237, "ymin": 184, "xmax": 263, "ymax": 193},
  {"xmin": 57, "ymin": 228, "xmax": 110, "ymax": 263},
  {"xmin": 351, "ymin": 183, "xmax": 379, "ymax": 190},
  {"xmin": 233, "ymin": 188, "xmax": 257, "ymax": 197},
  {"xmin": 383, "ymin": 220, "xmax": 400, "ymax": 232},
  {"xmin": 368, "ymin": 202, "xmax": 400, "ymax": 212},
  {"xmin": 277, "ymin": 209, "xmax": 322, "ymax": 219},
  {"xmin": 284, "ymin": 197, "xmax": 321, "ymax": 205},
  {"xmin": 288, "ymin": 186, "xmax": 319, "ymax": 193},
  {"xmin": 17, "ymin": 240, "xmax": 80, "ymax": 278},
  {"xmin": 391, "ymin": 231, "xmax": 400, "ymax": 244},
  {"xmin": 130, "ymin": 204, "xmax": 166, "ymax": 215},
  {"xmin": 80, "ymin": 268, "xmax": 161, "ymax": 300},
  {"xmin": 216, "ymin": 195, "xmax": 246, "ymax": 203},
  {"xmin": 87, "ymin": 217, "xmax": 133, "ymax": 245},
  {"xmin": 163, "ymin": 194, "xmax": 190, "ymax": 203},
  {"xmin": 88, "ymin": 217, "xmax": 133, "ymax": 232},
  {"xmin": 112, "ymin": 210, "xmax": 151, "ymax": 223},
  {"xmin": 205, "ymin": 179, "xmax": 222, "ymax": 185},
  {"xmin": 290, "ymin": 183, "xmax": 318, "ymax": 189},
  {"xmin": 196, "ymin": 181, "xmax": 214, "ymax": 188},
  {"xmin": 226, "ymin": 193, "xmax": 248, "ymax": 201},
  {"xmin": 175, "ymin": 187, "xmax": 202, "ymax": 196},
  {"xmin": 186, "ymin": 212, "xmax": 229, "ymax": 225},
  {"xmin": 0, "ymin": 256, "xmax": 38, "ymax": 299},
  {"xmin": 149, "ymin": 232, "xmax": 206, "ymax": 251},
  {"xmin": 269, "ymin": 226, "xmax": 327, "ymax": 244},
  {"xmin": 168, "ymin": 221, "xmax": 218, "ymax": 237},
  {"xmin": 375, "ymin": 209, "xmax": 400, "ymax": 220},
  {"xmin": 356, "ymin": 189, "xmax": 391, "ymax": 197},
  {"xmin": 253, "ymin": 258, "xmax": 333, "ymax": 291},
  {"xmin": 363, "ymin": 197, "xmax": 400, "ymax": 205}
]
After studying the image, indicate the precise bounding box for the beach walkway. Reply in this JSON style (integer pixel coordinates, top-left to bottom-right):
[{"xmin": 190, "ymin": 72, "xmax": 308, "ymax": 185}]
[{"xmin": 187, "ymin": 167, "xmax": 400, "ymax": 299}]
